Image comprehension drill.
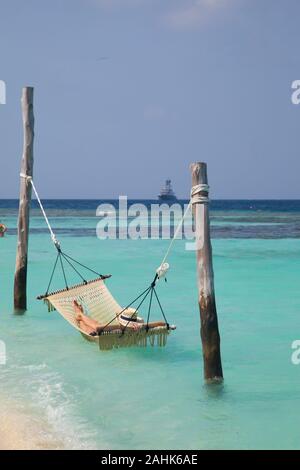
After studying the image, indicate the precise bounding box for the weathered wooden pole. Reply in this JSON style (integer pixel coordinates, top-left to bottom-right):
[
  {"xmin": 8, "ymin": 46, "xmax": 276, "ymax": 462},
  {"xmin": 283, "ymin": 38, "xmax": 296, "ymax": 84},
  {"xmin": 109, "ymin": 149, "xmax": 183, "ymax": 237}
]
[
  {"xmin": 190, "ymin": 162, "xmax": 223, "ymax": 383},
  {"xmin": 14, "ymin": 87, "xmax": 34, "ymax": 312}
]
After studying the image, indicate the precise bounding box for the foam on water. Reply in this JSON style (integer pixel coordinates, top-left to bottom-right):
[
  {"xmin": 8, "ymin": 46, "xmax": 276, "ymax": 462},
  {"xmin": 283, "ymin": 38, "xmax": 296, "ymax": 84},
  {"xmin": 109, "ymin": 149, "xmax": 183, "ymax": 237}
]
[{"xmin": 0, "ymin": 359, "xmax": 98, "ymax": 449}]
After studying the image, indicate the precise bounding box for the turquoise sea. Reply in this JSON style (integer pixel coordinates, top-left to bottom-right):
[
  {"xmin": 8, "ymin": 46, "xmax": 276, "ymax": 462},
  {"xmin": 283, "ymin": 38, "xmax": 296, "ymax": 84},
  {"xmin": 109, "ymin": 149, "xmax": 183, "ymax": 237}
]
[{"xmin": 1, "ymin": 199, "xmax": 300, "ymax": 449}]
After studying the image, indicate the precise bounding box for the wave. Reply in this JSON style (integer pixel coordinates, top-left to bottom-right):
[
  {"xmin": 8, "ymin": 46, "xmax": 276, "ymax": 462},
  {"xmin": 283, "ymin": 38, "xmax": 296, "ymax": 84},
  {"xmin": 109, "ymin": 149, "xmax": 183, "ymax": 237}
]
[{"xmin": 0, "ymin": 362, "xmax": 98, "ymax": 450}]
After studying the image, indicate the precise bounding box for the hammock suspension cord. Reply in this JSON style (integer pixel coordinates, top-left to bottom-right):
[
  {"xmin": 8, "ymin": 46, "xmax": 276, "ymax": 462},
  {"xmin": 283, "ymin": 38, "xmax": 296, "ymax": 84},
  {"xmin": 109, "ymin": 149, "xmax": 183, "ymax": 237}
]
[
  {"xmin": 153, "ymin": 182, "xmax": 209, "ymax": 281},
  {"xmin": 20, "ymin": 173, "xmax": 105, "ymax": 294}
]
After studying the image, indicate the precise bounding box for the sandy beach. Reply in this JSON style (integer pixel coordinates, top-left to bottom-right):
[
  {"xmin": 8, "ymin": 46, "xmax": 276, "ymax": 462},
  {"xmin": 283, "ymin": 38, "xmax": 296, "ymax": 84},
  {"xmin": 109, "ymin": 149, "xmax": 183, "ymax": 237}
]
[
  {"xmin": 0, "ymin": 402, "xmax": 64, "ymax": 450},
  {"xmin": 0, "ymin": 413, "xmax": 36, "ymax": 450}
]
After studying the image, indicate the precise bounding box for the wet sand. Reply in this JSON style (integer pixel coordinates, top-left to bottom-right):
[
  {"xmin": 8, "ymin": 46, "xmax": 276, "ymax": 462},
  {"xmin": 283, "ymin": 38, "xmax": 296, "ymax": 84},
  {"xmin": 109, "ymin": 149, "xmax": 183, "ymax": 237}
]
[{"xmin": 0, "ymin": 405, "xmax": 64, "ymax": 450}]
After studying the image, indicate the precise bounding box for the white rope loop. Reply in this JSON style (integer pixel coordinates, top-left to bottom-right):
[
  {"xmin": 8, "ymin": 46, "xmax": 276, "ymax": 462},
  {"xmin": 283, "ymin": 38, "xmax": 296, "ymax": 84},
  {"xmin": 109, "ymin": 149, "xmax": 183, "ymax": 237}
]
[
  {"xmin": 20, "ymin": 173, "xmax": 60, "ymax": 249},
  {"xmin": 190, "ymin": 183, "xmax": 209, "ymax": 204}
]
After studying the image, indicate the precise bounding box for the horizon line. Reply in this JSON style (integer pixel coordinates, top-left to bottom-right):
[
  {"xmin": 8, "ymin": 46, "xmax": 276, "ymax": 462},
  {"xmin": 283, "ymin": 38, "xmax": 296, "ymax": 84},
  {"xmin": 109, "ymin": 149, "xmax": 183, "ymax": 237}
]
[{"xmin": 1, "ymin": 198, "xmax": 300, "ymax": 202}]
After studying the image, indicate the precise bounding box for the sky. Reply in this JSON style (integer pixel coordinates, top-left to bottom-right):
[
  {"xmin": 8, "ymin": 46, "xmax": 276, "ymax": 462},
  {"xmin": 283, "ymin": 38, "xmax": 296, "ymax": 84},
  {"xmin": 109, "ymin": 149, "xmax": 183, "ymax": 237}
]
[{"xmin": 0, "ymin": 0, "xmax": 300, "ymax": 199}]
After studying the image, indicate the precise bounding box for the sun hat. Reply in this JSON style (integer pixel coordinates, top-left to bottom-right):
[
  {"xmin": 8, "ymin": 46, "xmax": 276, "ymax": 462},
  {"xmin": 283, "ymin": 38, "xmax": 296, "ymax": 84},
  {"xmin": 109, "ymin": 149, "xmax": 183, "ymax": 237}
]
[{"xmin": 118, "ymin": 307, "xmax": 144, "ymax": 327}]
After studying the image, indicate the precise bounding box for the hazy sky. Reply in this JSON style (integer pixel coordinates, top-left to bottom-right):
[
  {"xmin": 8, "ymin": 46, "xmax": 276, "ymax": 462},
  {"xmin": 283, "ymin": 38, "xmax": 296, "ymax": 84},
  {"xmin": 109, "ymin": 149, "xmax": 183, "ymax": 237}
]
[{"xmin": 0, "ymin": 0, "xmax": 299, "ymax": 199}]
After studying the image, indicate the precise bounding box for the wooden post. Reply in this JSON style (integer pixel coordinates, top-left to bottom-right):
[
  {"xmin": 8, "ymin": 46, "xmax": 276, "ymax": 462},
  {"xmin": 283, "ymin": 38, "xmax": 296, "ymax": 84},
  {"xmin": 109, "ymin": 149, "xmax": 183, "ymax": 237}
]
[
  {"xmin": 190, "ymin": 162, "xmax": 223, "ymax": 382},
  {"xmin": 14, "ymin": 87, "xmax": 34, "ymax": 312}
]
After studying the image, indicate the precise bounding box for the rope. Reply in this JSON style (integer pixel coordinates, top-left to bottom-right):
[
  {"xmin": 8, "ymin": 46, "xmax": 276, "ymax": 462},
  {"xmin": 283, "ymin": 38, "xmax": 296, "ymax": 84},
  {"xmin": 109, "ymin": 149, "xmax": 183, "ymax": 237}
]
[
  {"xmin": 190, "ymin": 183, "xmax": 209, "ymax": 204},
  {"xmin": 146, "ymin": 287, "xmax": 154, "ymax": 330},
  {"xmin": 61, "ymin": 252, "xmax": 87, "ymax": 284},
  {"xmin": 20, "ymin": 174, "xmax": 101, "ymax": 286},
  {"xmin": 119, "ymin": 286, "xmax": 152, "ymax": 336},
  {"xmin": 45, "ymin": 251, "xmax": 60, "ymax": 295},
  {"xmin": 99, "ymin": 285, "xmax": 152, "ymax": 333},
  {"xmin": 20, "ymin": 173, "xmax": 61, "ymax": 250},
  {"xmin": 153, "ymin": 287, "xmax": 169, "ymax": 328},
  {"xmin": 59, "ymin": 252, "xmax": 68, "ymax": 290},
  {"xmin": 155, "ymin": 183, "xmax": 209, "ymax": 278},
  {"xmin": 62, "ymin": 252, "xmax": 104, "ymax": 278},
  {"xmin": 159, "ymin": 201, "xmax": 191, "ymax": 268}
]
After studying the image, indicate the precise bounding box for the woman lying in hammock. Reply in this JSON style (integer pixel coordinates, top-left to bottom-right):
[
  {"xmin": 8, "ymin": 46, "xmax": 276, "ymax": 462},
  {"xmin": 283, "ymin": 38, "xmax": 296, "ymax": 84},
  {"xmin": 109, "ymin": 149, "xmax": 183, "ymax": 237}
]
[{"xmin": 73, "ymin": 300, "xmax": 169, "ymax": 336}]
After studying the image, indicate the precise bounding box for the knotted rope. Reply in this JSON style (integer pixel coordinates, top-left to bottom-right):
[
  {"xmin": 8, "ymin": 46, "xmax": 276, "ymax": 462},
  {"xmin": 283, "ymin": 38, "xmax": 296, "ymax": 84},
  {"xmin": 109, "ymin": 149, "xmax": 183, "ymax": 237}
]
[{"xmin": 190, "ymin": 183, "xmax": 210, "ymax": 204}]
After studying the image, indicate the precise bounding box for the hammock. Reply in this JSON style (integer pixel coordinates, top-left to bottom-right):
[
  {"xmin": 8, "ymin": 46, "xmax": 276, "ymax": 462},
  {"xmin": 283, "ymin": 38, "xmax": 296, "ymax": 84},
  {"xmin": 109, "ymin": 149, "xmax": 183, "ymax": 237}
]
[
  {"xmin": 38, "ymin": 277, "xmax": 170, "ymax": 350},
  {"xmin": 20, "ymin": 173, "xmax": 202, "ymax": 350}
]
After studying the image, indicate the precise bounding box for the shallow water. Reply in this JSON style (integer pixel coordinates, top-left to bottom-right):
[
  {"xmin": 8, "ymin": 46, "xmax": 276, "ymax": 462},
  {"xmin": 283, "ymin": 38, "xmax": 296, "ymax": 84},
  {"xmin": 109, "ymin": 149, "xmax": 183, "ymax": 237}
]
[{"xmin": 0, "ymin": 200, "xmax": 300, "ymax": 449}]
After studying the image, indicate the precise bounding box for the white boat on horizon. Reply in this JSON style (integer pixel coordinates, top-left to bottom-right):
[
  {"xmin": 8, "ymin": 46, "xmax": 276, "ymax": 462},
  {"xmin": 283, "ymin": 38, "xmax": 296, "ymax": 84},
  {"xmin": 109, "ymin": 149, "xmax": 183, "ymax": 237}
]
[{"xmin": 158, "ymin": 179, "xmax": 177, "ymax": 202}]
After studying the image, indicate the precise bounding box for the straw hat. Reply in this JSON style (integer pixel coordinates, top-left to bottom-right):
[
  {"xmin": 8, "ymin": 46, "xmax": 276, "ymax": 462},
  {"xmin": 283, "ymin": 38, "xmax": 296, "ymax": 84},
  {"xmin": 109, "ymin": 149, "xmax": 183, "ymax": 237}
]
[{"xmin": 118, "ymin": 307, "xmax": 144, "ymax": 327}]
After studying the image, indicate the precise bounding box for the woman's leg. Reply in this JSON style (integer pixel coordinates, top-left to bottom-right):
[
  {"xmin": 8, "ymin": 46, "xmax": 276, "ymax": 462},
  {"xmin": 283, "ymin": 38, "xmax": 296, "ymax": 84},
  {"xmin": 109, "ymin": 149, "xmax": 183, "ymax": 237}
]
[
  {"xmin": 73, "ymin": 301, "xmax": 100, "ymax": 331},
  {"xmin": 146, "ymin": 321, "xmax": 167, "ymax": 328}
]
